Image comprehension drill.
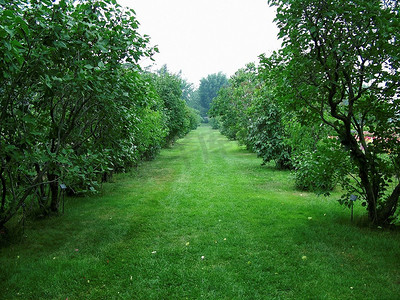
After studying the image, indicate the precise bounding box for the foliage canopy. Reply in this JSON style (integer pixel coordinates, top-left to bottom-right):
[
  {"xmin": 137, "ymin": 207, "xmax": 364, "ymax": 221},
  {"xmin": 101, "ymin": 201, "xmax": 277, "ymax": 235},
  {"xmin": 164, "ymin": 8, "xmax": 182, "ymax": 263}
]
[{"xmin": 268, "ymin": 0, "xmax": 400, "ymax": 224}]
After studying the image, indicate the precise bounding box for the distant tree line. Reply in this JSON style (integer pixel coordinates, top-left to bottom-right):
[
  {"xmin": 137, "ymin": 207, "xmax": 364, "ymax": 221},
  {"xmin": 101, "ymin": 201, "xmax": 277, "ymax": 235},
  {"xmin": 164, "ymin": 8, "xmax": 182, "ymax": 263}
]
[
  {"xmin": 0, "ymin": 0, "xmax": 200, "ymax": 230},
  {"xmin": 184, "ymin": 72, "xmax": 228, "ymax": 119}
]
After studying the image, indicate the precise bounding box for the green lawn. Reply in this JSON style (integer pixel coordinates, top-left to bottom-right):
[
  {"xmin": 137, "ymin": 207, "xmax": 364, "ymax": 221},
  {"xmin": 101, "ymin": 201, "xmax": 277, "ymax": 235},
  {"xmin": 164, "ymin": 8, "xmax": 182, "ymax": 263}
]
[{"xmin": 1, "ymin": 125, "xmax": 399, "ymax": 299}]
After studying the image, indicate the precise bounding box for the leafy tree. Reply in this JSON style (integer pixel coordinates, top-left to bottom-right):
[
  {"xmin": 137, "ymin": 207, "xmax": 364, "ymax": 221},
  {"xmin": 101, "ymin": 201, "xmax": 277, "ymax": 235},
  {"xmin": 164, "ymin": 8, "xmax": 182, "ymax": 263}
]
[
  {"xmin": 210, "ymin": 87, "xmax": 239, "ymax": 139},
  {"xmin": 180, "ymin": 77, "xmax": 194, "ymax": 105},
  {"xmin": 0, "ymin": 0, "xmax": 159, "ymax": 228},
  {"xmin": 186, "ymin": 106, "xmax": 202, "ymax": 131},
  {"xmin": 210, "ymin": 70, "xmax": 248, "ymax": 141},
  {"xmin": 258, "ymin": 54, "xmax": 334, "ymax": 171},
  {"xmin": 247, "ymin": 97, "xmax": 292, "ymax": 169},
  {"xmin": 269, "ymin": 0, "xmax": 400, "ymax": 224},
  {"xmin": 185, "ymin": 89, "xmax": 201, "ymax": 113},
  {"xmin": 198, "ymin": 72, "xmax": 228, "ymax": 117},
  {"xmin": 180, "ymin": 77, "xmax": 203, "ymax": 124},
  {"xmin": 149, "ymin": 66, "xmax": 198, "ymax": 145},
  {"xmin": 209, "ymin": 64, "xmax": 290, "ymax": 168},
  {"xmin": 247, "ymin": 62, "xmax": 294, "ymax": 169}
]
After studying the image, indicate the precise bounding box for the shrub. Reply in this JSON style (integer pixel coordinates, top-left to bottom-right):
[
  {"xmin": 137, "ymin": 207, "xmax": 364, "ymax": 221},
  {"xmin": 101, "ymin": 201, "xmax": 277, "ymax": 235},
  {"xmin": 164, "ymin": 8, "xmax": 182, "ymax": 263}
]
[{"xmin": 294, "ymin": 139, "xmax": 349, "ymax": 195}]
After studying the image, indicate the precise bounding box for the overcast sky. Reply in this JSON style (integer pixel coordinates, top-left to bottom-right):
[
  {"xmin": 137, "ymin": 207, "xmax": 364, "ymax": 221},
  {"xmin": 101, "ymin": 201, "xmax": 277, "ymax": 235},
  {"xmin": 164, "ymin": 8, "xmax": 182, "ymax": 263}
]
[{"xmin": 118, "ymin": 0, "xmax": 281, "ymax": 85}]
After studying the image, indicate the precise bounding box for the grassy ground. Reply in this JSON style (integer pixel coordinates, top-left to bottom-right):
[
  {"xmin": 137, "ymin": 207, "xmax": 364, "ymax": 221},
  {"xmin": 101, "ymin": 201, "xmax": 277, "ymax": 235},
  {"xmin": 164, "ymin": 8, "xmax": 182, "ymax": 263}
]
[{"xmin": 1, "ymin": 125, "xmax": 400, "ymax": 299}]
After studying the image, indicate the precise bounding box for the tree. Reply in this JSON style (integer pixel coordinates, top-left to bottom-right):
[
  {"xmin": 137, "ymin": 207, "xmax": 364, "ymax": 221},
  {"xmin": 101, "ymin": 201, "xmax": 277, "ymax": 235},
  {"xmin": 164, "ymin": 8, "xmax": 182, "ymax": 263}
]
[
  {"xmin": 268, "ymin": 0, "xmax": 400, "ymax": 224},
  {"xmin": 149, "ymin": 66, "xmax": 193, "ymax": 145},
  {"xmin": 186, "ymin": 89, "xmax": 203, "ymax": 114},
  {"xmin": 180, "ymin": 77, "xmax": 194, "ymax": 105},
  {"xmin": 198, "ymin": 72, "xmax": 228, "ymax": 117},
  {"xmin": 0, "ymin": 0, "xmax": 158, "ymax": 228},
  {"xmin": 210, "ymin": 62, "xmax": 312, "ymax": 170},
  {"xmin": 209, "ymin": 67, "xmax": 252, "ymax": 141},
  {"xmin": 179, "ymin": 77, "xmax": 203, "ymax": 125}
]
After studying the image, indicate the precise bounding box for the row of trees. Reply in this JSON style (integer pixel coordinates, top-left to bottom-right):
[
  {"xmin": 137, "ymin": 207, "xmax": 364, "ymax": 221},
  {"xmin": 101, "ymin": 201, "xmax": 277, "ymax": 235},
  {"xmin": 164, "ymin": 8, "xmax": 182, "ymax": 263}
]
[
  {"xmin": 211, "ymin": 0, "xmax": 400, "ymax": 225},
  {"xmin": 0, "ymin": 0, "xmax": 200, "ymax": 229}
]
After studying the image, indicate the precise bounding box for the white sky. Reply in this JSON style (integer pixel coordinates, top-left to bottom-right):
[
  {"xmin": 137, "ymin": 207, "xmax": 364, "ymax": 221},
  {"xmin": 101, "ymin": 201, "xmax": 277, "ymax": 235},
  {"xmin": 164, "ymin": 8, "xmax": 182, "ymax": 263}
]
[{"xmin": 118, "ymin": 0, "xmax": 281, "ymax": 85}]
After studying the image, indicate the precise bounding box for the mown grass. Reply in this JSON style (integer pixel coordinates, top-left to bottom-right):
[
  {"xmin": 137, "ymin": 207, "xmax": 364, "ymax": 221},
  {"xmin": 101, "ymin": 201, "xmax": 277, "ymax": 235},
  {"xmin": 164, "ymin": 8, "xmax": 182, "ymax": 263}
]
[{"xmin": 1, "ymin": 125, "xmax": 400, "ymax": 299}]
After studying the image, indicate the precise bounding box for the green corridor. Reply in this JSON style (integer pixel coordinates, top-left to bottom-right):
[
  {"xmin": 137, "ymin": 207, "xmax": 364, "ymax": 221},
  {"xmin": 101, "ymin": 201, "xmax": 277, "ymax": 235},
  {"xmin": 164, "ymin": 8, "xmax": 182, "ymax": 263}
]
[{"xmin": 1, "ymin": 125, "xmax": 400, "ymax": 299}]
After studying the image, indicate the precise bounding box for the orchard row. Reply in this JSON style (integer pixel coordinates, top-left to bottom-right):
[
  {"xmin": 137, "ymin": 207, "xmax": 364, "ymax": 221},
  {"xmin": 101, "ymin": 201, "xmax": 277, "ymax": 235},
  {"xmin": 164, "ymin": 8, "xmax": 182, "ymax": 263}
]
[{"xmin": 0, "ymin": 0, "xmax": 201, "ymax": 228}]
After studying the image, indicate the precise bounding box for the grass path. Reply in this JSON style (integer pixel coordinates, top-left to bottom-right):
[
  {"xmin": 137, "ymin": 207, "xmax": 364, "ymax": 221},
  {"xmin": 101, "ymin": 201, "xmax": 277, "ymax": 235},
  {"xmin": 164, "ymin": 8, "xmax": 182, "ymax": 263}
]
[{"xmin": 1, "ymin": 125, "xmax": 400, "ymax": 299}]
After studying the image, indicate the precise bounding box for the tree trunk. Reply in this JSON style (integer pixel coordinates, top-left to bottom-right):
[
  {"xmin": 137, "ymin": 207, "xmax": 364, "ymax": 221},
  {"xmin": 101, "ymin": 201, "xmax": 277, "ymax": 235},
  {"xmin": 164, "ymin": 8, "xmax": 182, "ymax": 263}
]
[
  {"xmin": 346, "ymin": 134, "xmax": 399, "ymax": 225},
  {"xmin": 0, "ymin": 167, "xmax": 6, "ymax": 214},
  {"xmin": 34, "ymin": 163, "xmax": 48, "ymax": 213},
  {"xmin": 341, "ymin": 128, "xmax": 379, "ymax": 223},
  {"xmin": 377, "ymin": 183, "xmax": 400, "ymax": 225},
  {"xmin": 48, "ymin": 173, "xmax": 59, "ymax": 212},
  {"xmin": 362, "ymin": 170, "xmax": 378, "ymax": 224},
  {"xmin": 0, "ymin": 164, "xmax": 50, "ymax": 229}
]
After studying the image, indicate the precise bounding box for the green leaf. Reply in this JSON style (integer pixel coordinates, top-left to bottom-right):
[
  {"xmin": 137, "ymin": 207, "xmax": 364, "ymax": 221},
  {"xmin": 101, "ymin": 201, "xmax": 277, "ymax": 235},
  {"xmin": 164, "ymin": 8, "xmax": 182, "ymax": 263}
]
[
  {"xmin": 54, "ymin": 41, "xmax": 67, "ymax": 48},
  {"xmin": 2, "ymin": 10, "xmax": 15, "ymax": 18},
  {"xmin": 44, "ymin": 75, "xmax": 52, "ymax": 88},
  {"xmin": 4, "ymin": 144, "xmax": 17, "ymax": 153},
  {"xmin": 3, "ymin": 26, "xmax": 14, "ymax": 36},
  {"xmin": 11, "ymin": 40, "xmax": 23, "ymax": 48},
  {"xmin": 15, "ymin": 16, "xmax": 29, "ymax": 34}
]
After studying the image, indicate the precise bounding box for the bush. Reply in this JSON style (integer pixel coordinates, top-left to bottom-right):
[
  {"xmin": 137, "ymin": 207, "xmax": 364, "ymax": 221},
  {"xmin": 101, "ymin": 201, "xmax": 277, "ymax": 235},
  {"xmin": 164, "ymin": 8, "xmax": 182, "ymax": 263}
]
[
  {"xmin": 248, "ymin": 112, "xmax": 292, "ymax": 169},
  {"xmin": 186, "ymin": 107, "xmax": 202, "ymax": 131},
  {"xmin": 294, "ymin": 139, "xmax": 349, "ymax": 195},
  {"xmin": 209, "ymin": 117, "xmax": 220, "ymax": 129}
]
